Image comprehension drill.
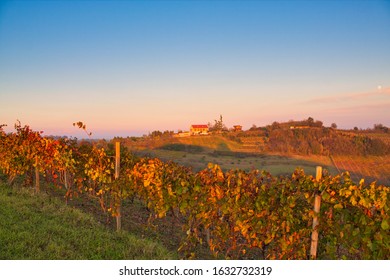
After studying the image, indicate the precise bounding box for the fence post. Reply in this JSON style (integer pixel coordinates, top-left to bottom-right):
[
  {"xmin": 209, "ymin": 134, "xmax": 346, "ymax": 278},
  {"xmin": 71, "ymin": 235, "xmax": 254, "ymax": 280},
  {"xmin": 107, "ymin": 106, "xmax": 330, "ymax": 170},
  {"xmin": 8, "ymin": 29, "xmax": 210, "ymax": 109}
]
[
  {"xmin": 64, "ymin": 169, "xmax": 68, "ymax": 190},
  {"xmin": 115, "ymin": 141, "xmax": 120, "ymax": 180},
  {"xmin": 310, "ymin": 166, "xmax": 322, "ymax": 259},
  {"xmin": 35, "ymin": 156, "xmax": 40, "ymax": 193},
  {"xmin": 115, "ymin": 141, "xmax": 121, "ymax": 231}
]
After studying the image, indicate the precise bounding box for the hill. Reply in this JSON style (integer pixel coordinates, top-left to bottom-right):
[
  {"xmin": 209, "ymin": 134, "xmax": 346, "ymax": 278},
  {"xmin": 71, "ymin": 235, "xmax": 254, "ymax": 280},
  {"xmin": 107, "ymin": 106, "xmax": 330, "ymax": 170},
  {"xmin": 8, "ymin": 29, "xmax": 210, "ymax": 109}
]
[
  {"xmin": 117, "ymin": 119, "xmax": 390, "ymax": 157},
  {"xmin": 0, "ymin": 183, "xmax": 175, "ymax": 260},
  {"xmin": 113, "ymin": 119, "xmax": 390, "ymax": 184}
]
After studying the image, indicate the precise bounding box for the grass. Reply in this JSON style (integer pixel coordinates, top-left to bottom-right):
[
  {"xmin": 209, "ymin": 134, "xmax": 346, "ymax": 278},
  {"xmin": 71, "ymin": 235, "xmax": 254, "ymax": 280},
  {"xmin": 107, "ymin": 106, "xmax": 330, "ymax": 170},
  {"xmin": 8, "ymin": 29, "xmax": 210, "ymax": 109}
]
[
  {"xmin": 126, "ymin": 133, "xmax": 389, "ymax": 183},
  {"xmin": 331, "ymin": 155, "xmax": 390, "ymax": 185},
  {"xmin": 130, "ymin": 135, "xmax": 340, "ymax": 177},
  {"xmin": 135, "ymin": 148, "xmax": 337, "ymax": 176},
  {"xmin": 0, "ymin": 183, "xmax": 176, "ymax": 260}
]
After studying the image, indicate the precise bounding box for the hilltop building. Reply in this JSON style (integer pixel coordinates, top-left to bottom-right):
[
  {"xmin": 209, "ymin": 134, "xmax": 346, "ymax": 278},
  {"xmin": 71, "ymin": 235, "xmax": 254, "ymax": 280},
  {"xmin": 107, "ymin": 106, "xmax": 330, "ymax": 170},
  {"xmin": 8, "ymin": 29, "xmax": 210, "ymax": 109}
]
[
  {"xmin": 190, "ymin": 124, "xmax": 209, "ymax": 135},
  {"xmin": 233, "ymin": 125, "xmax": 243, "ymax": 132},
  {"xmin": 174, "ymin": 131, "xmax": 191, "ymax": 137},
  {"xmin": 290, "ymin": 126, "xmax": 310, "ymax": 129}
]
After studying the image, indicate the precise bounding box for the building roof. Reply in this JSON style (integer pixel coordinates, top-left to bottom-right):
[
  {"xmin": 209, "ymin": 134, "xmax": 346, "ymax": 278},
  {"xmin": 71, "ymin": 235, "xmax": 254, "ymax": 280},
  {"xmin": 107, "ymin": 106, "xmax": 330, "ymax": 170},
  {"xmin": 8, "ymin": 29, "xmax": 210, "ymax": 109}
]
[{"xmin": 190, "ymin": 124, "xmax": 208, "ymax": 128}]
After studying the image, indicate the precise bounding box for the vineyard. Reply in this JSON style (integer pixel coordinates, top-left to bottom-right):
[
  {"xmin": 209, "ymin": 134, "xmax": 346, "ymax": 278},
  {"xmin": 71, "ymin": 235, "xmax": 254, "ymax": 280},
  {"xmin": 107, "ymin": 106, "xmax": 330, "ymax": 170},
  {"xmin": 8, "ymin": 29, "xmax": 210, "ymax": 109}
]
[
  {"xmin": 331, "ymin": 155, "xmax": 390, "ymax": 186},
  {"xmin": 0, "ymin": 122, "xmax": 389, "ymax": 259}
]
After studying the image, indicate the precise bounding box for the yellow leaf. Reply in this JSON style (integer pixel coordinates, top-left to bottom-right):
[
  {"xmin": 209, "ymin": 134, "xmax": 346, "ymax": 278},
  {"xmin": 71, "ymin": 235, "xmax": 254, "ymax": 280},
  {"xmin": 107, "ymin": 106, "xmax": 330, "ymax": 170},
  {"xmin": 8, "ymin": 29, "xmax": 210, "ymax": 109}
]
[
  {"xmin": 215, "ymin": 186, "xmax": 224, "ymax": 199},
  {"xmin": 334, "ymin": 203, "xmax": 343, "ymax": 209}
]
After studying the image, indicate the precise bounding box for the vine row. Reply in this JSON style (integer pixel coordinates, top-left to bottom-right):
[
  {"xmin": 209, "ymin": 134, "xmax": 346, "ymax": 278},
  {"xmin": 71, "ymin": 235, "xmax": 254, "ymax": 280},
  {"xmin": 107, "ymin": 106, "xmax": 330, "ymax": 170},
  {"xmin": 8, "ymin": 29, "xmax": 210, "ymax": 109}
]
[{"xmin": 0, "ymin": 122, "xmax": 389, "ymax": 259}]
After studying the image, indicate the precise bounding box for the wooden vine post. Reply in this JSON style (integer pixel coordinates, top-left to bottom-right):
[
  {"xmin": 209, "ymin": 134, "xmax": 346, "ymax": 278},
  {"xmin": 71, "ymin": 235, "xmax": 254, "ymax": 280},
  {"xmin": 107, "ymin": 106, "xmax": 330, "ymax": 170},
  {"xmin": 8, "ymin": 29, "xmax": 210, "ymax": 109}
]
[
  {"xmin": 64, "ymin": 170, "xmax": 68, "ymax": 190},
  {"xmin": 35, "ymin": 156, "xmax": 40, "ymax": 193},
  {"xmin": 310, "ymin": 166, "xmax": 322, "ymax": 259},
  {"xmin": 115, "ymin": 141, "xmax": 121, "ymax": 231}
]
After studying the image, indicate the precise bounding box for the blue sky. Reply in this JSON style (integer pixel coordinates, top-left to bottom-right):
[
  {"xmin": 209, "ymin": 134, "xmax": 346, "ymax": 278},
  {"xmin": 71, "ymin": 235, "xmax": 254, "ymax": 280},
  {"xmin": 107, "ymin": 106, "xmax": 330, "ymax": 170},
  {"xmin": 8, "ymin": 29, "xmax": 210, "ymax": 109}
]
[{"xmin": 1, "ymin": 0, "xmax": 389, "ymax": 138}]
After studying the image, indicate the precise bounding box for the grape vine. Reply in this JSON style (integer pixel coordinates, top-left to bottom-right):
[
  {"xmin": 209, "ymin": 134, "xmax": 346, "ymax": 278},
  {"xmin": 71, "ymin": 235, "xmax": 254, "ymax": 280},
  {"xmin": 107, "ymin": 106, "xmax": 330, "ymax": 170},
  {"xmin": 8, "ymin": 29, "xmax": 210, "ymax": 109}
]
[{"xmin": 0, "ymin": 122, "xmax": 388, "ymax": 259}]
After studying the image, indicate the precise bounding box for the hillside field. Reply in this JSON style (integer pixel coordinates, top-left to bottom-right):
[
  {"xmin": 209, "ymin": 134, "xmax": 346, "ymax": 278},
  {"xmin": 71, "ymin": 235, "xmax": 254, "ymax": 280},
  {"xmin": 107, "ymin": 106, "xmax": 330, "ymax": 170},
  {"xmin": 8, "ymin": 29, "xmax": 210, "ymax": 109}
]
[
  {"xmin": 135, "ymin": 147, "xmax": 337, "ymax": 176},
  {"xmin": 124, "ymin": 132, "xmax": 389, "ymax": 184},
  {"xmin": 0, "ymin": 183, "xmax": 175, "ymax": 260}
]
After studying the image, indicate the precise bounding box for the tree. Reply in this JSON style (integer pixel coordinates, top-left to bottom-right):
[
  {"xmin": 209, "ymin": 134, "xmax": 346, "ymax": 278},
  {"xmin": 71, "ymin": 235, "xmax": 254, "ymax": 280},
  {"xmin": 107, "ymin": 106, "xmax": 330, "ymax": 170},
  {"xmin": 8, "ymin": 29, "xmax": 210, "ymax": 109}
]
[
  {"xmin": 314, "ymin": 120, "xmax": 323, "ymax": 127},
  {"xmin": 208, "ymin": 115, "xmax": 227, "ymax": 132},
  {"xmin": 374, "ymin": 123, "xmax": 389, "ymax": 133},
  {"xmin": 271, "ymin": 121, "xmax": 280, "ymax": 130},
  {"xmin": 331, "ymin": 123, "xmax": 337, "ymax": 129},
  {"xmin": 149, "ymin": 130, "xmax": 163, "ymax": 138}
]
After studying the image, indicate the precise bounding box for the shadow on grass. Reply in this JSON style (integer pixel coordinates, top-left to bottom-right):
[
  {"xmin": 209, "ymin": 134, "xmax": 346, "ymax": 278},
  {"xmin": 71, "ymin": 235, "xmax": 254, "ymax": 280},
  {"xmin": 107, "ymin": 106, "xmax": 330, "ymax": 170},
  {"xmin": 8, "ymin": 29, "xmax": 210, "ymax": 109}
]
[{"xmin": 157, "ymin": 143, "xmax": 204, "ymax": 153}]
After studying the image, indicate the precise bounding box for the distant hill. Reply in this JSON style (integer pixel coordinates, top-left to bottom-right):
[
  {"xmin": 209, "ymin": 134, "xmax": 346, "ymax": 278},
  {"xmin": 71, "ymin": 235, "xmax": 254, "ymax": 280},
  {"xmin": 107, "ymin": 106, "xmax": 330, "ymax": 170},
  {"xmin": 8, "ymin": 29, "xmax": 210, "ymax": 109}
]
[{"xmin": 116, "ymin": 119, "xmax": 390, "ymax": 157}]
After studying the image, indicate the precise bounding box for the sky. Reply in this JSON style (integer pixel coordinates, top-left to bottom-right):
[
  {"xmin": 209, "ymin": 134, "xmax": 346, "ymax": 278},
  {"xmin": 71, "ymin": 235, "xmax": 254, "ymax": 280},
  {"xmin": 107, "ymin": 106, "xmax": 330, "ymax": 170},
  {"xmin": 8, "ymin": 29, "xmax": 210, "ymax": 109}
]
[{"xmin": 1, "ymin": 0, "xmax": 390, "ymax": 139}]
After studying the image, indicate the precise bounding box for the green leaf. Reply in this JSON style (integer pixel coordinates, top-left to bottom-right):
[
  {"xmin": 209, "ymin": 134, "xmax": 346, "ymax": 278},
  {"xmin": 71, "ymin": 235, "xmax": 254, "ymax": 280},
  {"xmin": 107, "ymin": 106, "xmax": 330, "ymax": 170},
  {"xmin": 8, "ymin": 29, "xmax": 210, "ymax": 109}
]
[{"xmin": 381, "ymin": 219, "xmax": 389, "ymax": 230}]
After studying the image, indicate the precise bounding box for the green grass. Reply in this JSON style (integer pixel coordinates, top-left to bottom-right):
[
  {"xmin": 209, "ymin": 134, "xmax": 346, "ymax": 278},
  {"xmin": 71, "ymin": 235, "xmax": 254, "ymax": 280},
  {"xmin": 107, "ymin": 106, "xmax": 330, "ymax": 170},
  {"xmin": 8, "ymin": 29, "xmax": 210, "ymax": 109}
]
[
  {"xmin": 135, "ymin": 148, "xmax": 337, "ymax": 176},
  {"xmin": 129, "ymin": 135, "xmax": 340, "ymax": 176},
  {"xmin": 0, "ymin": 183, "xmax": 175, "ymax": 260}
]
